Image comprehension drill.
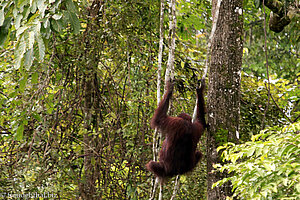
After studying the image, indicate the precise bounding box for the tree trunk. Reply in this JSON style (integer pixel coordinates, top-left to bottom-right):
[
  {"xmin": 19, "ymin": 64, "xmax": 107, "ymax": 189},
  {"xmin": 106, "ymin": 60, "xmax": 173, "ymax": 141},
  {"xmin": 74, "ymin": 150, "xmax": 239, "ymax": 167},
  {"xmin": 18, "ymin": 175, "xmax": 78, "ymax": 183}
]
[
  {"xmin": 206, "ymin": 0, "xmax": 243, "ymax": 199},
  {"xmin": 78, "ymin": 2, "xmax": 103, "ymax": 199},
  {"xmin": 80, "ymin": 78, "xmax": 96, "ymax": 199}
]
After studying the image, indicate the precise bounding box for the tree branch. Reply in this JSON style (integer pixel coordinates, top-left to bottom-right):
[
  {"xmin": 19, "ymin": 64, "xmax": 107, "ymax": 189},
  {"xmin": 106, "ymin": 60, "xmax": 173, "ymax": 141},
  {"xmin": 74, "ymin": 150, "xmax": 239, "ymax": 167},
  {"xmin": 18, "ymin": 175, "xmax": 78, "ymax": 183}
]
[{"xmin": 261, "ymin": 0, "xmax": 300, "ymax": 32}]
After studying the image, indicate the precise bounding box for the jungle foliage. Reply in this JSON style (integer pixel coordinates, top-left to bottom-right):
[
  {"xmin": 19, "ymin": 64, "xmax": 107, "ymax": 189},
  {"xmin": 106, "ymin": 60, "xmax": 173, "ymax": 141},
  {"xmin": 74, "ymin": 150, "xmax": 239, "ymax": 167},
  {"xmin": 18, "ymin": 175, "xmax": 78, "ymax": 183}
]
[{"xmin": 0, "ymin": 0, "xmax": 299, "ymax": 199}]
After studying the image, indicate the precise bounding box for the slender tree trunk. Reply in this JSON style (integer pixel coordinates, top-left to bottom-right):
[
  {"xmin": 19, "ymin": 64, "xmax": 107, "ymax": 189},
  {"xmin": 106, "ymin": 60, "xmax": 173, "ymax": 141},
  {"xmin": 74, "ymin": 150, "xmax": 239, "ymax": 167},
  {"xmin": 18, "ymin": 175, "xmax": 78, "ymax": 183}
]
[
  {"xmin": 81, "ymin": 78, "xmax": 96, "ymax": 199},
  {"xmin": 206, "ymin": 0, "xmax": 243, "ymax": 199},
  {"xmin": 78, "ymin": 1, "xmax": 103, "ymax": 199},
  {"xmin": 164, "ymin": 0, "xmax": 176, "ymax": 85},
  {"xmin": 150, "ymin": 1, "xmax": 165, "ymax": 199},
  {"xmin": 150, "ymin": 1, "xmax": 176, "ymax": 199}
]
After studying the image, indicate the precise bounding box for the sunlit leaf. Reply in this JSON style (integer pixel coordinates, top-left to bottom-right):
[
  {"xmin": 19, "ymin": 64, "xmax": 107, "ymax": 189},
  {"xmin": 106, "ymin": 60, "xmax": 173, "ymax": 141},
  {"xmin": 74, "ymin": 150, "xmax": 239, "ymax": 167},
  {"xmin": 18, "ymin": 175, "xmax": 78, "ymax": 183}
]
[
  {"xmin": 52, "ymin": 13, "xmax": 62, "ymax": 20},
  {"xmin": 37, "ymin": 0, "xmax": 46, "ymax": 17},
  {"xmin": 28, "ymin": 31, "xmax": 35, "ymax": 49},
  {"xmin": 0, "ymin": 9, "xmax": 4, "ymax": 26},
  {"xmin": 36, "ymin": 34, "xmax": 45, "ymax": 60},
  {"xmin": 24, "ymin": 48, "xmax": 34, "ymax": 70}
]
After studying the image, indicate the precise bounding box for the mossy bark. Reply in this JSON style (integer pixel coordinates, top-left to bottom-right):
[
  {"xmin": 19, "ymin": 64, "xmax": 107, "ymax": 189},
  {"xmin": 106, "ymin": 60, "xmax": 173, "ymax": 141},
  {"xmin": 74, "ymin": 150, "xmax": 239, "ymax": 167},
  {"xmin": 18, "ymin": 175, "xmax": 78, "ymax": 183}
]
[{"xmin": 206, "ymin": 0, "xmax": 243, "ymax": 199}]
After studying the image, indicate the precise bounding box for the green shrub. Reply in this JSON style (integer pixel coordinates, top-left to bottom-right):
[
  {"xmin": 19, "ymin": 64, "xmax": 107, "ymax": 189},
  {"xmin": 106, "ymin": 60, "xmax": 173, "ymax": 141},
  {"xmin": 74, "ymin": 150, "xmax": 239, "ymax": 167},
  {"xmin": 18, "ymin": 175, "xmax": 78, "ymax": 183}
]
[{"xmin": 214, "ymin": 122, "xmax": 300, "ymax": 199}]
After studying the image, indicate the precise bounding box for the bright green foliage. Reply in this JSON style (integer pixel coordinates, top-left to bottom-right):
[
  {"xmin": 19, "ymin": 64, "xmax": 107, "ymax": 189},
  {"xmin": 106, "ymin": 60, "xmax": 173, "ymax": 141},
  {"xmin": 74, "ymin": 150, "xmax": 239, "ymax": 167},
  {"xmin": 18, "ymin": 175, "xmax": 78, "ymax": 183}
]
[
  {"xmin": 0, "ymin": 0, "xmax": 80, "ymax": 70},
  {"xmin": 0, "ymin": 0, "xmax": 80, "ymax": 141},
  {"xmin": 213, "ymin": 122, "xmax": 300, "ymax": 199}
]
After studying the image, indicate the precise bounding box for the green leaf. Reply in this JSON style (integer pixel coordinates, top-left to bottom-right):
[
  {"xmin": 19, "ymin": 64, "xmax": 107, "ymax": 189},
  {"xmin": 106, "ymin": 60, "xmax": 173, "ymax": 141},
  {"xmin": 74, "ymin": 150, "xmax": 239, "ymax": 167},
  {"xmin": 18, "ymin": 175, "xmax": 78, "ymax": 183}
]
[
  {"xmin": 24, "ymin": 48, "xmax": 34, "ymax": 70},
  {"xmin": 50, "ymin": 18, "xmax": 62, "ymax": 33},
  {"xmin": 65, "ymin": 0, "xmax": 77, "ymax": 13},
  {"xmin": 280, "ymin": 144, "xmax": 294, "ymax": 157},
  {"xmin": 43, "ymin": 18, "xmax": 50, "ymax": 28},
  {"xmin": 52, "ymin": 13, "xmax": 62, "ymax": 20},
  {"xmin": 17, "ymin": 0, "xmax": 27, "ymax": 7},
  {"xmin": 15, "ymin": 37, "xmax": 26, "ymax": 69},
  {"xmin": 31, "ymin": 0, "xmax": 37, "ymax": 13},
  {"xmin": 16, "ymin": 26, "xmax": 28, "ymax": 38},
  {"xmin": 296, "ymin": 183, "xmax": 300, "ymax": 193},
  {"xmin": 15, "ymin": 14, "xmax": 23, "ymax": 29},
  {"xmin": 36, "ymin": 34, "xmax": 45, "ymax": 60},
  {"xmin": 31, "ymin": 72, "xmax": 38, "ymax": 84},
  {"xmin": 37, "ymin": 0, "xmax": 46, "ymax": 17},
  {"xmin": 19, "ymin": 76, "xmax": 28, "ymax": 92},
  {"xmin": 15, "ymin": 124, "xmax": 24, "ymax": 141},
  {"xmin": 67, "ymin": 11, "xmax": 80, "ymax": 34},
  {"xmin": 56, "ymin": 72, "xmax": 62, "ymax": 82},
  {"xmin": 47, "ymin": 107, "xmax": 54, "ymax": 114},
  {"xmin": 28, "ymin": 30, "xmax": 35, "ymax": 49},
  {"xmin": 91, "ymin": 157, "xmax": 96, "ymax": 165},
  {"xmin": 247, "ymin": 147, "xmax": 255, "ymax": 157},
  {"xmin": 263, "ymin": 162, "xmax": 275, "ymax": 172},
  {"xmin": 217, "ymin": 145, "xmax": 227, "ymax": 152}
]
